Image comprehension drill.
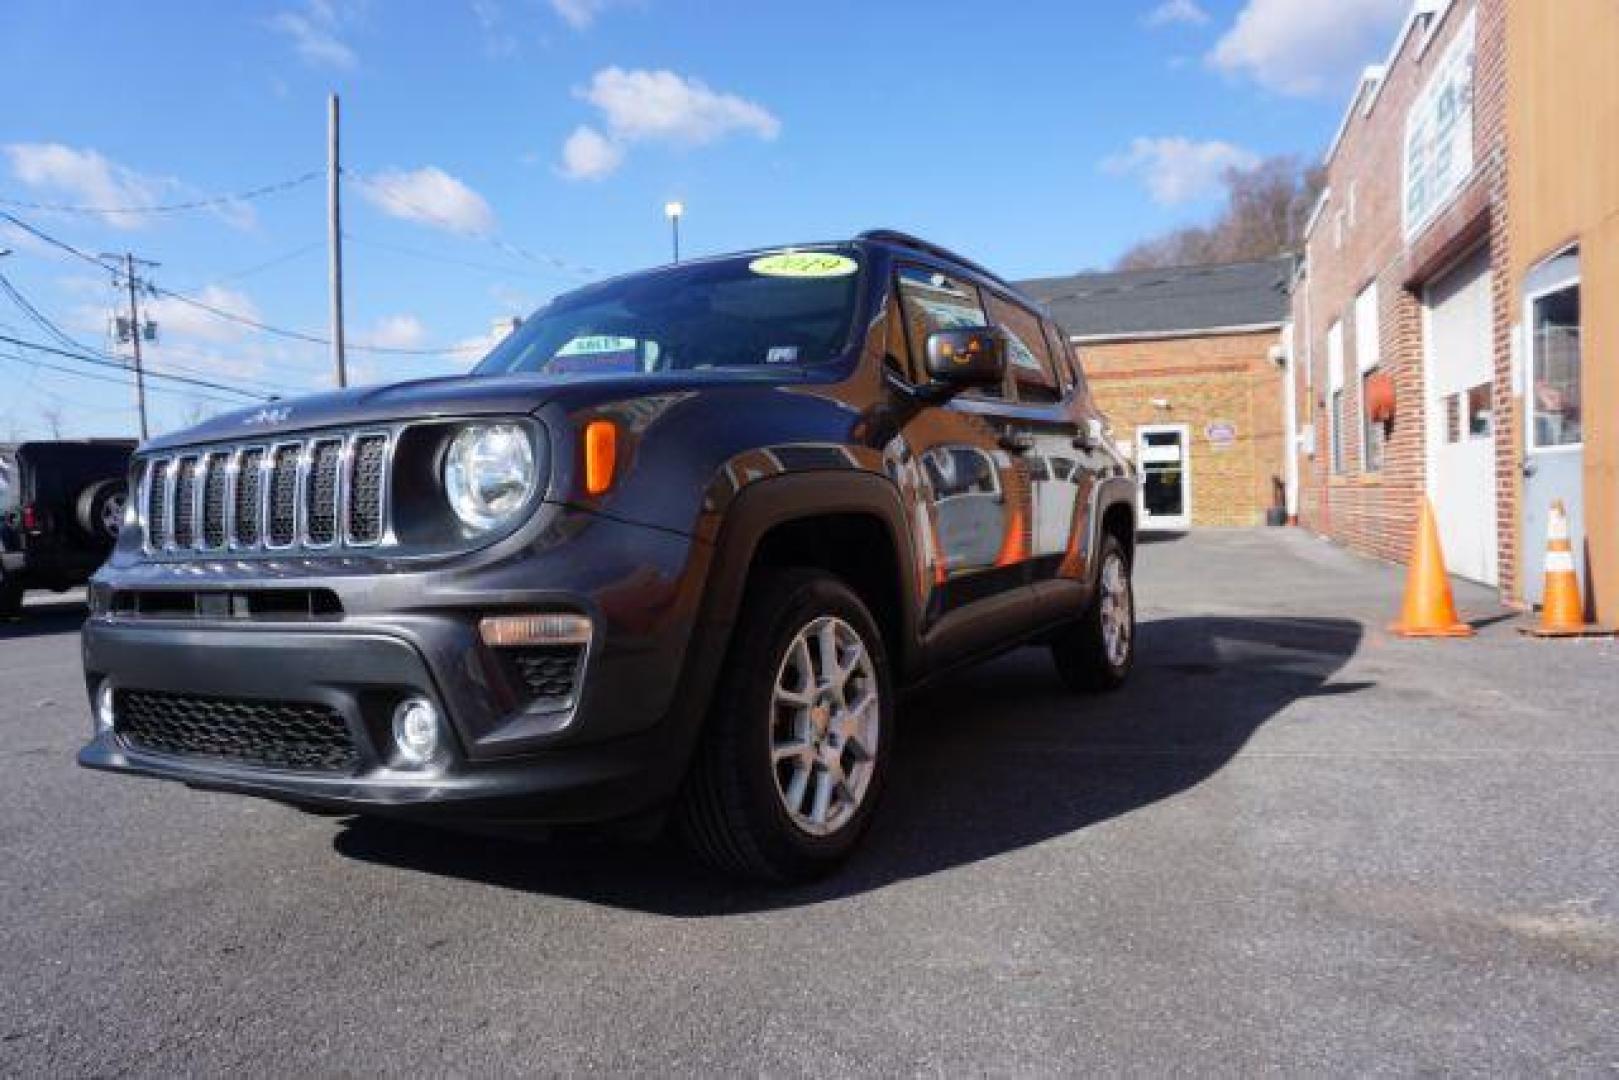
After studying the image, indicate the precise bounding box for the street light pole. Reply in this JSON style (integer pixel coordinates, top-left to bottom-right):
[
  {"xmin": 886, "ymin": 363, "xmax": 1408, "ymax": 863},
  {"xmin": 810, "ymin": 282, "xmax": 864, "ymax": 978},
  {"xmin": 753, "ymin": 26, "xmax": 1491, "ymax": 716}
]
[{"xmin": 664, "ymin": 201, "xmax": 684, "ymax": 263}]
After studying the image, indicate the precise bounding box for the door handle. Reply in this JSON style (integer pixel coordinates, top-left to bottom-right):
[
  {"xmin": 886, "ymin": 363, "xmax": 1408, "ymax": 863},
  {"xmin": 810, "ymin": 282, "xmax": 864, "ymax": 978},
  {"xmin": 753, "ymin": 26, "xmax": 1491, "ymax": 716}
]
[{"xmin": 998, "ymin": 433, "xmax": 1035, "ymax": 455}]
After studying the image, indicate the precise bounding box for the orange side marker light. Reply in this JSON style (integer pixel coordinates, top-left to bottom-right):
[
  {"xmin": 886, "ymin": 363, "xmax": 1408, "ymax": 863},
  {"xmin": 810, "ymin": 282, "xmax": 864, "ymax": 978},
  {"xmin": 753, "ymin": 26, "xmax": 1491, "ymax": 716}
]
[{"xmin": 583, "ymin": 419, "xmax": 617, "ymax": 496}]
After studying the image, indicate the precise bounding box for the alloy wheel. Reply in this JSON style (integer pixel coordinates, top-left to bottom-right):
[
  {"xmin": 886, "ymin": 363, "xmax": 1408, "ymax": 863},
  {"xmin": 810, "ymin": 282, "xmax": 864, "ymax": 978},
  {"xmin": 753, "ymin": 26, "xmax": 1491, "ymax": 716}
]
[
  {"xmin": 1100, "ymin": 551, "xmax": 1133, "ymax": 669},
  {"xmin": 769, "ymin": 615, "xmax": 881, "ymax": 837}
]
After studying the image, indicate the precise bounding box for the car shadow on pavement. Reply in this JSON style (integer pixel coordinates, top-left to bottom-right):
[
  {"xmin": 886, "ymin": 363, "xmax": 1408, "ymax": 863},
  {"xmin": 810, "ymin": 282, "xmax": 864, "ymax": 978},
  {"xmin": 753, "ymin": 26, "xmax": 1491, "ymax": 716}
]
[
  {"xmin": 333, "ymin": 615, "xmax": 1368, "ymax": 914},
  {"xmin": 0, "ymin": 600, "xmax": 87, "ymax": 640}
]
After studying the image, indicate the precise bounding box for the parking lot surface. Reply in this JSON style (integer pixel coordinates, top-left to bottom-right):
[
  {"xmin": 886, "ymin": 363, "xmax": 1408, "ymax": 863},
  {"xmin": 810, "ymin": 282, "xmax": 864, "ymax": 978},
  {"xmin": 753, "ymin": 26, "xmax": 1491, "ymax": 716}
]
[{"xmin": 2, "ymin": 531, "xmax": 1615, "ymax": 1074}]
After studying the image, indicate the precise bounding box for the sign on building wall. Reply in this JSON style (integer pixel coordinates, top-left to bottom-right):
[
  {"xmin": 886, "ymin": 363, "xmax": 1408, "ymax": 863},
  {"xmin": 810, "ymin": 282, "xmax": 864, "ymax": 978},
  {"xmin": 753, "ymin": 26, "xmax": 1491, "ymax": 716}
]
[
  {"xmin": 1403, "ymin": 9, "xmax": 1476, "ymax": 239},
  {"xmin": 1205, "ymin": 421, "xmax": 1237, "ymax": 449}
]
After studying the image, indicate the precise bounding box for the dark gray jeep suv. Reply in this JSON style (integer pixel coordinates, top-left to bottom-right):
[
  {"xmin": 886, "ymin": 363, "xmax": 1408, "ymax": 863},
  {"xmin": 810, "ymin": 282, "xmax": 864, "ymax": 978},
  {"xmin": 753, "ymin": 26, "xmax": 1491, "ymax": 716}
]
[{"xmin": 78, "ymin": 231, "xmax": 1138, "ymax": 880}]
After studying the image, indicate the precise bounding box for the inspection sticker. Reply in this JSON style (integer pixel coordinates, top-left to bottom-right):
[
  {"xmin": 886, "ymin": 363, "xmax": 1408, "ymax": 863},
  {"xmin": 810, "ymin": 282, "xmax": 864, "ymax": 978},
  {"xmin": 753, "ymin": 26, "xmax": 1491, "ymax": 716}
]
[{"xmin": 748, "ymin": 252, "xmax": 859, "ymax": 278}]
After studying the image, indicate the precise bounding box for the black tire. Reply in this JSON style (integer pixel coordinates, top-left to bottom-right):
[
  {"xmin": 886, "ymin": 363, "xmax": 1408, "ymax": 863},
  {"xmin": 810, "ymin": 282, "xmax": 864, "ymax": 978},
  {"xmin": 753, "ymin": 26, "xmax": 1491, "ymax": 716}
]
[
  {"xmin": 0, "ymin": 572, "xmax": 21, "ymax": 620},
  {"xmin": 677, "ymin": 568, "xmax": 895, "ymax": 882},
  {"xmin": 1050, "ymin": 534, "xmax": 1135, "ymax": 693},
  {"xmin": 76, "ymin": 479, "xmax": 127, "ymax": 542}
]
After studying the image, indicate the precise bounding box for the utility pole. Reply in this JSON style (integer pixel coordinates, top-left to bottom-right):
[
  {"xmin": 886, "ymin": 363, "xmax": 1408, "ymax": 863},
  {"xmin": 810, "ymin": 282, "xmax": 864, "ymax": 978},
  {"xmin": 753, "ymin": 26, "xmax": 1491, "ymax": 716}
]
[
  {"xmin": 103, "ymin": 252, "xmax": 158, "ymax": 442},
  {"xmin": 328, "ymin": 93, "xmax": 348, "ymax": 388}
]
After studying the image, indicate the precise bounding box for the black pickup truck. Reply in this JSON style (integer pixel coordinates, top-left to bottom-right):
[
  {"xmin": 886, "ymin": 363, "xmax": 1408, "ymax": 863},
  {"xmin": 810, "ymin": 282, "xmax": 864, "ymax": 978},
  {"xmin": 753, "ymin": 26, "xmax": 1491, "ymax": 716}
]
[
  {"xmin": 1, "ymin": 440, "xmax": 134, "ymax": 618},
  {"xmin": 77, "ymin": 232, "xmax": 1138, "ymax": 880}
]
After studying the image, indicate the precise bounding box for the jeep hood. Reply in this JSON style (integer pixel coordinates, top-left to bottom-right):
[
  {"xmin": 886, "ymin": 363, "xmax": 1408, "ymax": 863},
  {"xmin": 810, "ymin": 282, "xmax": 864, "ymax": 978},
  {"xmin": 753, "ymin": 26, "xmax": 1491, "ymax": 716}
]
[{"xmin": 138, "ymin": 367, "xmax": 812, "ymax": 452}]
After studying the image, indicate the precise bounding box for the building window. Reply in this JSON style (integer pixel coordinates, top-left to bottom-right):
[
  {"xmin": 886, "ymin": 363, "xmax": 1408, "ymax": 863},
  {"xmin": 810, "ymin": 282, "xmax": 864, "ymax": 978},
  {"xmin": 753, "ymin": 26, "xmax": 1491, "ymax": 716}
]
[
  {"xmin": 1327, "ymin": 320, "xmax": 1345, "ymax": 474},
  {"xmin": 1353, "ymin": 283, "xmax": 1383, "ymax": 471},
  {"xmin": 1529, "ymin": 283, "xmax": 1582, "ymax": 448}
]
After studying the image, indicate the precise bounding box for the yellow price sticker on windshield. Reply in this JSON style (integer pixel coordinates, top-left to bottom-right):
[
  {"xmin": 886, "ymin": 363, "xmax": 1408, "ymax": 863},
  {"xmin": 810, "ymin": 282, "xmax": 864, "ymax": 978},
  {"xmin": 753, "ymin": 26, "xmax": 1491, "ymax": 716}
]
[{"xmin": 748, "ymin": 252, "xmax": 859, "ymax": 279}]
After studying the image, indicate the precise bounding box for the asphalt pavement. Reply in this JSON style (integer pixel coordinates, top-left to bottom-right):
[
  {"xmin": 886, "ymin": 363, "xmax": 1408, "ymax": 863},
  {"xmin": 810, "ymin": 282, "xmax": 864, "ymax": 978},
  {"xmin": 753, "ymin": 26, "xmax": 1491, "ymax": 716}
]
[{"xmin": 1, "ymin": 532, "xmax": 1615, "ymax": 1075}]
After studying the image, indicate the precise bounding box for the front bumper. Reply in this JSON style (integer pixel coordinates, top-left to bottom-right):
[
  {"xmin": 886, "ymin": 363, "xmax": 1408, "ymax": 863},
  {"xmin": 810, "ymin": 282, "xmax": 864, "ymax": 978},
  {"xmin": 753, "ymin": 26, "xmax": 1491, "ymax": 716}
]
[
  {"xmin": 76, "ymin": 618, "xmax": 690, "ymax": 823},
  {"xmin": 76, "ymin": 510, "xmax": 719, "ymax": 823}
]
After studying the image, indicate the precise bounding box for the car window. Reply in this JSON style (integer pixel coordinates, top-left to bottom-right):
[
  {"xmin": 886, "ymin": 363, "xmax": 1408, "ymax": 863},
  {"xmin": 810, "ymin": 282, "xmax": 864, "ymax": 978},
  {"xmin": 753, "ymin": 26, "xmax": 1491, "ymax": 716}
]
[
  {"xmin": 1042, "ymin": 320, "xmax": 1084, "ymax": 395},
  {"xmin": 985, "ymin": 293, "xmax": 1062, "ymax": 404},
  {"xmin": 895, "ymin": 265, "xmax": 1003, "ymax": 400}
]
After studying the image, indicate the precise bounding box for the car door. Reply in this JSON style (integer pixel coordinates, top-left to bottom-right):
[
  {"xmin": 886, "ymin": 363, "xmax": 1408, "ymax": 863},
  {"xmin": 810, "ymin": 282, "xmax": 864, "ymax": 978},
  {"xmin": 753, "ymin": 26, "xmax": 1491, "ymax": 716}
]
[
  {"xmin": 980, "ymin": 292, "xmax": 1094, "ymax": 610},
  {"xmin": 887, "ymin": 263, "xmax": 1035, "ymax": 665}
]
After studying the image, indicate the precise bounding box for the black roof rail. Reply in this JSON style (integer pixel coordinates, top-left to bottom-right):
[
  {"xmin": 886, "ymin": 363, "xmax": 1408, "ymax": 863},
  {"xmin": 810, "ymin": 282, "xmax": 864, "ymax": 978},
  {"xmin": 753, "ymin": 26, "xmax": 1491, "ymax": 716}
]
[{"xmin": 855, "ymin": 229, "xmax": 1013, "ymax": 291}]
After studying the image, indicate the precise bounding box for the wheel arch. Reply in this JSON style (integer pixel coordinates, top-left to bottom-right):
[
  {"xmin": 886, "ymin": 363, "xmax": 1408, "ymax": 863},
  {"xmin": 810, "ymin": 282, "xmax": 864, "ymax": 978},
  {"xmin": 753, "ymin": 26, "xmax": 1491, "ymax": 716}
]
[{"xmin": 701, "ymin": 470, "xmax": 922, "ymax": 682}]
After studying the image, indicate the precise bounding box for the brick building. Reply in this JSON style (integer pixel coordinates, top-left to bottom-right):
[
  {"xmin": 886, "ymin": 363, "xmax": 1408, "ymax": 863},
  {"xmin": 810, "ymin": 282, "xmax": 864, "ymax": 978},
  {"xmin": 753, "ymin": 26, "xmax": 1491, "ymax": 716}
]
[
  {"xmin": 1507, "ymin": 0, "xmax": 1619, "ymax": 624},
  {"xmin": 1290, "ymin": 0, "xmax": 1514, "ymax": 592},
  {"xmin": 1292, "ymin": 0, "xmax": 1618, "ymax": 623},
  {"xmin": 1020, "ymin": 258, "xmax": 1292, "ymax": 529}
]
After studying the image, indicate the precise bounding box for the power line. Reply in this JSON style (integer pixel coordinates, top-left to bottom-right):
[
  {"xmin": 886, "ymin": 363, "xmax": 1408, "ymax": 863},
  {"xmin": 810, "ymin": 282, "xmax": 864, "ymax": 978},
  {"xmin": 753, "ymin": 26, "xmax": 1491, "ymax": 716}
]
[
  {"xmin": 0, "ymin": 331, "xmax": 271, "ymax": 401},
  {"xmin": 343, "ymin": 231, "xmax": 549, "ymax": 280},
  {"xmin": 0, "ymin": 349, "xmax": 250, "ymax": 407},
  {"xmin": 0, "ymin": 170, "xmax": 322, "ymax": 217},
  {"xmin": 147, "ymin": 282, "xmax": 483, "ymax": 356},
  {"xmin": 0, "ymin": 210, "xmax": 111, "ymax": 271},
  {"xmin": 2, "ymin": 210, "xmax": 480, "ymax": 358},
  {"xmin": 0, "ymin": 271, "xmax": 84, "ymax": 352},
  {"xmin": 174, "ymin": 240, "xmax": 326, "ymax": 289}
]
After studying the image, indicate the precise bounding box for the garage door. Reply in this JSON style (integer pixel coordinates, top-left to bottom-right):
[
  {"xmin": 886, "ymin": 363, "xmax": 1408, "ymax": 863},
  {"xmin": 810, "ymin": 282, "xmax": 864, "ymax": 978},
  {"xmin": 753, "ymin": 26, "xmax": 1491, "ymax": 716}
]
[{"xmin": 1423, "ymin": 246, "xmax": 1497, "ymax": 585}]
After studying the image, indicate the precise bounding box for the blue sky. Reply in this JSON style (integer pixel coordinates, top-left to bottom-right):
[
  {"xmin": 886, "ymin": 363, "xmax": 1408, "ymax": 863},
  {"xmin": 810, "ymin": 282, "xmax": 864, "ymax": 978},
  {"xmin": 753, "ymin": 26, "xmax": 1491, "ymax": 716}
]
[{"xmin": 0, "ymin": 0, "xmax": 1408, "ymax": 439}]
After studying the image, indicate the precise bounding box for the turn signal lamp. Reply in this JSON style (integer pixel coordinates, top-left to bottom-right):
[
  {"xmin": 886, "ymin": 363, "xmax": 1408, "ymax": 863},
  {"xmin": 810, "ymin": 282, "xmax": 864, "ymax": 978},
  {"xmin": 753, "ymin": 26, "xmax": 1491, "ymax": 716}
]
[
  {"xmin": 479, "ymin": 613, "xmax": 593, "ymax": 648},
  {"xmin": 583, "ymin": 420, "xmax": 617, "ymax": 496}
]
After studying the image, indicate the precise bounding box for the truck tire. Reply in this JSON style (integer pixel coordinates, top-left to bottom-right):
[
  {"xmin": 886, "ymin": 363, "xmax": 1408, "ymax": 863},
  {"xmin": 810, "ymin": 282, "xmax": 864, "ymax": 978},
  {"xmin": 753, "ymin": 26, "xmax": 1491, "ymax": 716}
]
[
  {"xmin": 76, "ymin": 479, "xmax": 127, "ymax": 542},
  {"xmin": 677, "ymin": 568, "xmax": 894, "ymax": 882},
  {"xmin": 1050, "ymin": 533, "xmax": 1135, "ymax": 692}
]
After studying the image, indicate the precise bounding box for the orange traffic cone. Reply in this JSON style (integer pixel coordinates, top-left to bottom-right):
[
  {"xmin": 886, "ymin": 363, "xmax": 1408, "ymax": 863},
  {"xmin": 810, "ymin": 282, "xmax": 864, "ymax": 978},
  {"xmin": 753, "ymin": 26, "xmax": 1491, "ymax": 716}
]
[
  {"xmin": 1390, "ymin": 498, "xmax": 1475, "ymax": 638},
  {"xmin": 1537, "ymin": 501, "xmax": 1585, "ymax": 632},
  {"xmin": 1519, "ymin": 501, "xmax": 1614, "ymax": 637}
]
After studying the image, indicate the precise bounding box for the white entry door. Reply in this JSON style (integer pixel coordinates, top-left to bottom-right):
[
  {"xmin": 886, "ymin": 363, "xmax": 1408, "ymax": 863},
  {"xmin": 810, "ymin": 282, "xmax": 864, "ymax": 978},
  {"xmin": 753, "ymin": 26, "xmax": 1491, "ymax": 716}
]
[
  {"xmin": 1137, "ymin": 424, "xmax": 1190, "ymax": 531},
  {"xmin": 1423, "ymin": 246, "xmax": 1498, "ymax": 585}
]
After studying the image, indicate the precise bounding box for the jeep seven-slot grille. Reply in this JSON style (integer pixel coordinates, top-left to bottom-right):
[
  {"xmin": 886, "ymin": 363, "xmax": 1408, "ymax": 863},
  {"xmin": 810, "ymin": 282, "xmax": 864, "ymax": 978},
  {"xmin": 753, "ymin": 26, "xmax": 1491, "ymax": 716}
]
[
  {"xmin": 114, "ymin": 689, "xmax": 358, "ymax": 772},
  {"xmin": 141, "ymin": 431, "xmax": 391, "ymax": 554},
  {"xmin": 347, "ymin": 435, "xmax": 388, "ymax": 544},
  {"xmin": 201, "ymin": 451, "xmax": 230, "ymax": 548}
]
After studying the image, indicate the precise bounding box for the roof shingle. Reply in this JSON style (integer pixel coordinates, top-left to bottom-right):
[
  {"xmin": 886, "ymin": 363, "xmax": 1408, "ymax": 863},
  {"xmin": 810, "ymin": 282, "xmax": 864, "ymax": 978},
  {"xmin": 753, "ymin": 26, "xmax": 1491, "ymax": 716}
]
[{"xmin": 1017, "ymin": 256, "xmax": 1294, "ymax": 340}]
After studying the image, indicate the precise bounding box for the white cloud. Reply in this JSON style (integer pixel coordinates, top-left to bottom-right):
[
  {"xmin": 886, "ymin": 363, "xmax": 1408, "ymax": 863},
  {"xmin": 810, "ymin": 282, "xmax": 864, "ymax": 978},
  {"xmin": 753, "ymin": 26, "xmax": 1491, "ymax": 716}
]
[
  {"xmin": 1146, "ymin": 0, "xmax": 1209, "ymax": 28},
  {"xmin": 144, "ymin": 285, "xmax": 264, "ymax": 345},
  {"xmin": 558, "ymin": 125, "xmax": 625, "ymax": 181},
  {"xmin": 355, "ymin": 314, "xmax": 428, "ymax": 350},
  {"xmin": 1209, "ymin": 0, "xmax": 1408, "ymax": 97},
  {"xmin": 1103, "ymin": 136, "xmax": 1260, "ymax": 206},
  {"xmin": 3, "ymin": 143, "xmax": 162, "ymax": 230},
  {"xmin": 269, "ymin": 0, "xmax": 359, "ymax": 70},
  {"xmin": 359, "ymin": 166, "xmax": 496, "ymax": 235},
  {"xmin": 556, "ymin": 67, "xmax": 779, "ymax": 180},
  {"xmin": 549, "ymin": 0, "xmax": 628, "ymax": 30},
  {"xmin": 580, "ymin": 67, "xmax": 781, "ymax": 145},
  {"xmin": 3, "ymin": 143, "xmax": 260, "ymax": 231}
]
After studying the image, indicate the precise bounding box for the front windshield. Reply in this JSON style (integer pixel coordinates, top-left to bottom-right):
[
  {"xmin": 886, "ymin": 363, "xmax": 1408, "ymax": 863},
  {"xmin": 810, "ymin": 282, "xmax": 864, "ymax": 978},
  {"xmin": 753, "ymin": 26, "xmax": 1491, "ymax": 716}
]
[{"xmin": 475, "ymin": 249, "xmax": 862, "ymax": 377}]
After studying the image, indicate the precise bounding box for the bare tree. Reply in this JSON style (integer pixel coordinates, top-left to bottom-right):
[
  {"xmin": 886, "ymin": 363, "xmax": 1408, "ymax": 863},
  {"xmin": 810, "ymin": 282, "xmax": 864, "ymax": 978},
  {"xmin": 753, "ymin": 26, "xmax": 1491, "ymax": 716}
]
[
  {"xmin": 41, "ymin": 405, "xmax": 65, "ymax": 439},
  {"xmin": 1117, "ymin": 156, "xmax": 1325, "ymax": 270}
]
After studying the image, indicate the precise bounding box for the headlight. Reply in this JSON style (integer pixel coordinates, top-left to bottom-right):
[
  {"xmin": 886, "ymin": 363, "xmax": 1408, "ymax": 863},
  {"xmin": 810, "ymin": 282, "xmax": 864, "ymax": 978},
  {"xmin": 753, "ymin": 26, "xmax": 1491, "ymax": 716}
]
[{"xmin": 443, "ymin": 422, "xmax": 538, "ymax": 531}]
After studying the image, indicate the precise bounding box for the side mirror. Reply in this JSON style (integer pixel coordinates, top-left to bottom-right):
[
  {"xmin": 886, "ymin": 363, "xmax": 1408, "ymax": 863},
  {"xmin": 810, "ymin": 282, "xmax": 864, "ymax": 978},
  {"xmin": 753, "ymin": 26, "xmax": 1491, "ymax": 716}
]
[{"xmin": 924, "ymin": 327, "xmax": 1006, "ymax": 393}]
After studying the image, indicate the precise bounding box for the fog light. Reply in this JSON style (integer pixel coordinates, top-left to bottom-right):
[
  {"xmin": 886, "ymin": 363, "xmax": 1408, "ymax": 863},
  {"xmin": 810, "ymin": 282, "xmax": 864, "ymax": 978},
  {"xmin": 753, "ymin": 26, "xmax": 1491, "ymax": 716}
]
[
  {"xmin": 94, "ymin": 681, "xmax": 116, "ymax": 733},
  {"xmin": 391, "ymin": 697, "xmax": 443, "ymax": 766}
]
